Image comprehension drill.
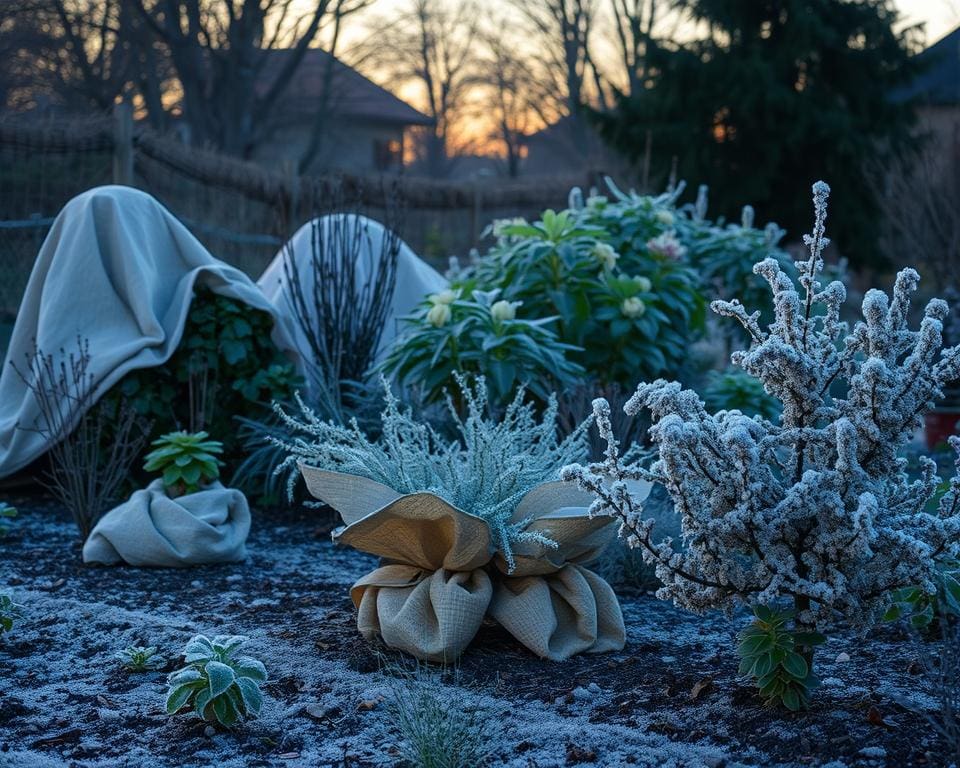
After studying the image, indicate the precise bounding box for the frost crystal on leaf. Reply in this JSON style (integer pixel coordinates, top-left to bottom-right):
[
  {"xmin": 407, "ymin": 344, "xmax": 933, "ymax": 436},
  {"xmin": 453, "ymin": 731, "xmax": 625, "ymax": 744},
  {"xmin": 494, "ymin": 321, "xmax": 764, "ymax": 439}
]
[{"xmin": 562, "ymin": 181, "xmax": 960, "ymax": 630}]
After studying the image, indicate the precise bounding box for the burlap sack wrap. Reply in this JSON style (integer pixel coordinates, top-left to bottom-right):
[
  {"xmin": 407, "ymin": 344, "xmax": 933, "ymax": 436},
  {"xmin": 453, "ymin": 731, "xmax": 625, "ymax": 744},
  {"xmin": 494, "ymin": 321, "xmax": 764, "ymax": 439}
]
[
  {"xmin": 300, "ymin": 464, "xmax": 627, "ymax": 662},
  {"xmin": 82, "ymin": 479, "xmax": 251, "ymax": 566}
]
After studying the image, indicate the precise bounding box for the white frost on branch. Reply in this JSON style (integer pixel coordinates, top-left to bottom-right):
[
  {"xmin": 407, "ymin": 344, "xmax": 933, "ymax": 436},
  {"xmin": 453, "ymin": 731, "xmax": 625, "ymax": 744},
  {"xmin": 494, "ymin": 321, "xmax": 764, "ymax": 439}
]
[{"xmin": 562, "ymin": 181, "xmax": 960, "ymax": 629}]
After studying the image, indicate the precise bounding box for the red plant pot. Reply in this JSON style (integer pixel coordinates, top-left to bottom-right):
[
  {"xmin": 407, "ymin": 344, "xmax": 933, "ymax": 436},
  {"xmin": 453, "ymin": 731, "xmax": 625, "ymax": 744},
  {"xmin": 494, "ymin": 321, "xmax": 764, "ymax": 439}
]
[{"xmin": 925, "ymin": 408, "xmax": 960, "ymax": 451}]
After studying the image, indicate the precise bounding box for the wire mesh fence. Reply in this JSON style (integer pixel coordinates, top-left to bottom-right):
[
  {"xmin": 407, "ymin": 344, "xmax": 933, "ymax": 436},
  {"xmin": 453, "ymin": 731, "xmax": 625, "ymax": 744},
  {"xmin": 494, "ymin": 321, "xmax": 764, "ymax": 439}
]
[{"xmin": 0, "ymin": 107, "xmax": 596, "ymax": 329}]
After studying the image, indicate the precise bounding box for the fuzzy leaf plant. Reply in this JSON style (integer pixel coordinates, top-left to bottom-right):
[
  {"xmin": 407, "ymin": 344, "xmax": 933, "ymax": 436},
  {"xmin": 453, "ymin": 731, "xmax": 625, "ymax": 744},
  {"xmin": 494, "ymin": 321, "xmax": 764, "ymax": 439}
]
[
  {"xmin": 144, "ymin": 431, "xmax": 224, "ymax": 497},
  {"xmin": 562, "ymin": 181, "xmax": 960, "ymax": 710},
  {"xmin": 0, "ymin": 593, "xmax": 23, "ymax": 636},
  {"xmin": 165, "ymin": 634, "xmax": 266, "ymax": 728},
  {"xmin": 272, "ymin": 375, "xmax": 591, "ymax": 570}
]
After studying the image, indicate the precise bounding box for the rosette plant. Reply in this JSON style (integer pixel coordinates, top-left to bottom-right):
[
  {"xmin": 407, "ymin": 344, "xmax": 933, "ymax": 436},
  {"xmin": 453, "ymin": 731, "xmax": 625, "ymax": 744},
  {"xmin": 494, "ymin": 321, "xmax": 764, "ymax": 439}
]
[
  {"xmin": 144, "ymin": 431, "xmax": 224, "ymax": 497},
  {"xmin": 563, "ymin": 182, "xmax": 960, "ymax": 710},
  {"xmin": 381, "ymin": 288, "xmax": 583, "ymax": 407},
  {"xmin": 165, "ymin": 634, "xmax": 266, "ymax": 728}
]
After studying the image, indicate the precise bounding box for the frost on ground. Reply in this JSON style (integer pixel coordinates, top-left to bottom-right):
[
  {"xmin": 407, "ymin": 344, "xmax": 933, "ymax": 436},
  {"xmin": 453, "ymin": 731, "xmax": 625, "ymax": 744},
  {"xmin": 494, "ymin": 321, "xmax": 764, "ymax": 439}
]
[{"xmin": 0, "ymin": 496, "xmax": 950, "ymax": 768}]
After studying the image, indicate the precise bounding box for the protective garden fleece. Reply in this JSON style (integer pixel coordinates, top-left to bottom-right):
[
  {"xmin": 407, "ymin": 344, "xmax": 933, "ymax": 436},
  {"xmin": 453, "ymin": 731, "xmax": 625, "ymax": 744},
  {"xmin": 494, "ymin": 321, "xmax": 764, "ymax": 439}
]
[
  {"xmin": 0, "ymin": 186, "xmax": 447, "ymax": 478},
  {"xmin": 82, "ymin": 479, "xmax": 250, "ymax": 567}
]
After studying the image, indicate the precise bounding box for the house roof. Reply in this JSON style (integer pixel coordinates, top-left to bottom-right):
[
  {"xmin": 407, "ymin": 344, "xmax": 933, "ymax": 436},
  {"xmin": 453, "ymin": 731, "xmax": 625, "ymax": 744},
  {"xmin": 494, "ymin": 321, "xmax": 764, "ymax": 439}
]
[
  {"xmin": 259, "ymin": 49, "xmax": 434, "ymax": 127},
  {"xmin": 897, "ymin": 25, "xmax": 960, "ymax": 105}
]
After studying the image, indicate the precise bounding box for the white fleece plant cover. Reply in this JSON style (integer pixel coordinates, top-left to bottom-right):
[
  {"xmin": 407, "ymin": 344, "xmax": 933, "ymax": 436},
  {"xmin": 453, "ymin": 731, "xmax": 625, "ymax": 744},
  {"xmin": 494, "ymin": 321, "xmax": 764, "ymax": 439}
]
[
  {"xmin": 82, "ymin": 479, "xmax": 250, "ymax": 566},
  {"xmin": 0, "ymin": 186, "xmax": 298, "ymax": 478},
  {"xmin": 257, "ymin": 214, "xmax": 446, "ymax": 361},
  {"xmin": 0, "ymin": 186, "xmax": 448, "ymax": 479}
]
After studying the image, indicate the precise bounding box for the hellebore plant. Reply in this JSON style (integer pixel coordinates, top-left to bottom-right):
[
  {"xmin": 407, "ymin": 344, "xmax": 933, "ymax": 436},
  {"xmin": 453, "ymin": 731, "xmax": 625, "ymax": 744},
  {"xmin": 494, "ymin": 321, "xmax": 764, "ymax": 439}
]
[{"xmin": 563, "ymin": 182, "xmax": 960, "ymax": 709}]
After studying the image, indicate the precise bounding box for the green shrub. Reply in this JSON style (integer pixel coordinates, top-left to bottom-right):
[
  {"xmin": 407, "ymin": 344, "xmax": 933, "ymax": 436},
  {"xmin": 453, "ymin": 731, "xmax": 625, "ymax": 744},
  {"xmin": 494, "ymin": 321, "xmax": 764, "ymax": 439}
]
[
  {"xmin": 0, "ymin": 503, "xmax": 15, "ymax": 537},
  {"xmin": 883, "ymin": 560, "xmax": 960, "ymax": 629},
  {"xmin": 144, "ymin": 431, "xmax": 224, "ymax": 496},
  {"xmin": 0, "ymin": 593, "xmax": 23, "ymax": 637},
  {"xmin": 470, "ymin": 205, "xmax": 704, "ymax": 389},
  {"xmin": 105, "ymin": 286, "xmax": 298, "ymax": 461},
  {"xmin": 382, "ymin": 288, "xmax": 584, "ymax": 407},
  {"xmin": 702, "ymin": 368, "xmax": 781, "ymax": 420},
  {"xmin": 165, "ymin": 634, "xmax": 266, "ymax": 728},
  {"xmin": 116, "ymin": 645, "xmax": 167, "ymax": 672}
]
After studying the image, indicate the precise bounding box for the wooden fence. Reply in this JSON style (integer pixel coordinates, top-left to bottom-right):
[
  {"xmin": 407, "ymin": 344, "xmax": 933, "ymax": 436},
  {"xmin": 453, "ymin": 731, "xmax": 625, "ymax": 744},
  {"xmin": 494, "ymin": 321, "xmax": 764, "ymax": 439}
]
[{"xmin": 0, "ymin": 105, "xmax": 605, "ymax": 321}]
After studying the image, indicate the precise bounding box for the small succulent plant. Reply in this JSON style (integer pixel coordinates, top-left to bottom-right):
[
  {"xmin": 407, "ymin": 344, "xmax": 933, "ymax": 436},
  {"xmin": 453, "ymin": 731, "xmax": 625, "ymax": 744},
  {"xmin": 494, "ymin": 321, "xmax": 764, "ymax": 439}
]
[
  {"xmin": 0, "ymin": 502, "xmax": 16, "ymax": 537},
  {"xmin": 0, "ymin": 593, "xmax": 23, "ymax": 636},
  {"xmin": 116, "ymin": 645, "xmax": 167, "ymax": 672},
  {"xmin": 165, "ymin": 634, "xmax": 266, "ymax": 728},
  {"xmin": 144, "ymin": 431, "xmax": 224, "ymax": 496}
]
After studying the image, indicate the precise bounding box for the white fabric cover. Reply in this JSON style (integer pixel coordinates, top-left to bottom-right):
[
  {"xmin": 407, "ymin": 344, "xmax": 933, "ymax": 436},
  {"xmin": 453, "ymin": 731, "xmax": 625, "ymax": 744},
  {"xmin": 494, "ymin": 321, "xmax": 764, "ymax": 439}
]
[
  {"xmin": 0, "ymin": 186, "xmax": 298, "ymax": 478},
  {"xmin": 257, "ymin": 214, "xmax": 446, "ymax": 360},
  {"xmin": 0, "ymin": 187, "xmax": 447, "ymax": 480},
  {"xmin": 82, "ymin": 479, "xmax": 251, "ymax": 566}
]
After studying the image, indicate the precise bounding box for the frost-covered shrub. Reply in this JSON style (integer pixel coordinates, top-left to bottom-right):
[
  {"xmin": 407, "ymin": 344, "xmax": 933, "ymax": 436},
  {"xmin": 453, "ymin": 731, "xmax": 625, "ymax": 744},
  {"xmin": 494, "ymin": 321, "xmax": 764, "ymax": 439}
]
[
  {"xmin": 116, "ymin": 645, "xmax": 166, "ymax": 672},
  {"xmin": 382, "ymin": 288, "xmax": 583, "ymax": 407},
  {"xmin": 272, "ymin": 375, "xmax": 589, "ymax": 569},
  {"xmin": 563, "ymin": 182, "xmax": 960, "ymax": 708},
  {"xmin": 144, "ymin": 431, "xmax": 224, "ymax": 497},
  {"xmin": 0, "ymin": 502, "xmax": 15, "ymax": 537},
  {"xmin": 165, "ymin": 634, "xmax": 266, "ymax": 728},
  {"xmin": 0, "ymin": 593, "xmax": 23, "ymax": 636}
]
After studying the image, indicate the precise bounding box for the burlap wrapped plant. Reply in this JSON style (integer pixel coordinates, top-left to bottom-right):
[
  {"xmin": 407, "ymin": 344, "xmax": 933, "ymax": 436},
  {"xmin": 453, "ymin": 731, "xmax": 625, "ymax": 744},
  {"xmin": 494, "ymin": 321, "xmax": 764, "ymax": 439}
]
[
  {"xmin": 301, "ymin": 467, "xmax": 627, "ymax": 661},
  {"xmin": 274, "ymin": 376, "xmax": 635, "ymax": 662}
]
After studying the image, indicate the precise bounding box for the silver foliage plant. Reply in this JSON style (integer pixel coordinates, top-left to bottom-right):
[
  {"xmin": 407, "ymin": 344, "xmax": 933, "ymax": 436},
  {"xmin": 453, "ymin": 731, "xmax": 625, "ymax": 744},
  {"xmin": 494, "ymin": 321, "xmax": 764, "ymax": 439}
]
[
  {"xmin": 562, "ymin": 181, "xmax": 960, "ymax": 633},
  {"xmin": 272, "ymin": 375, "xmax": 591, "ymax": 570}
]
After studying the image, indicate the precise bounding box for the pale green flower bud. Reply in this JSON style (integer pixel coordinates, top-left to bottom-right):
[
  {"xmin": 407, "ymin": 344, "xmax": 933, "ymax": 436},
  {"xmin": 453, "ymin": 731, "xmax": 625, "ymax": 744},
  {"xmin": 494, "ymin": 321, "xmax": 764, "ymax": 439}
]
[
  {"xmin": 429, "ymin": 289, "xmax": 458, "ymax": 305},
  {"xmin": 621, "ymin": 297, "xmax": 646, "ymax": 318},
  {"xmin": 490, "ymin": 299, "xmax": 520, "ymax": 321},
  {"xmin": 593, "ymin": 242, "xmax": 619, "ymax": 271},
  {"xmin": 632, "ymin": 276, "xmax": 652, "ymax": 293},
  {"xmin": 426, "ymin": 302, "xmax": 452, "ymax": 327},
  {"xmin": 655, "ymin": 209, "xmax": 675, "ymax": 227}
]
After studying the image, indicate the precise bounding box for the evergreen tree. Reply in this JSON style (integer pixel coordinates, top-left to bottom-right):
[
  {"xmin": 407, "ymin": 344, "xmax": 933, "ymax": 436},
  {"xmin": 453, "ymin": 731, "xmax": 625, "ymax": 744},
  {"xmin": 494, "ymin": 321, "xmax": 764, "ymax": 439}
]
[{"xmin": 594, "ymin": 0, "xmax": 924, "ymax": 265}]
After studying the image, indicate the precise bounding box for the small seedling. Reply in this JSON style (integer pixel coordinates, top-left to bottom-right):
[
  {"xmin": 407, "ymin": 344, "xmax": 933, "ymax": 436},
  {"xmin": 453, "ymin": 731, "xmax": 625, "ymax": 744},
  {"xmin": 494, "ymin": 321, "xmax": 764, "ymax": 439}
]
[
  {"xmin": 144, "ymin": 431, "xmax": 224, "ymax": 496},
  {"xmin": 0, "ymin": 593, "xmax": 24, "ymax": 636},
  {"xmin": 116, "ymin": 645, "xmax": 167, "ymax": 672},
  {"xmin": 165, "ymin": 634, "xmax": 266, "ymax": 728},
  {"xmin": 0, "ymin": 502, "xmax": 16, "ymax": 536},
  {"xmin": 737, "ymin": 606, "xmax": 825, "ymax": 711}
]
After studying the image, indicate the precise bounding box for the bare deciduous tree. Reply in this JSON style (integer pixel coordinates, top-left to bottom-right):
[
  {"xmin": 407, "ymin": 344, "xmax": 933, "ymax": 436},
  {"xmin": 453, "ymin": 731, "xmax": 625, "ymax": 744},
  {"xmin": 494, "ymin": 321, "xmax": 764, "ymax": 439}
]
[{"xmin": 358, "ymin": 0, "xmax": 480, "ymax": 178}]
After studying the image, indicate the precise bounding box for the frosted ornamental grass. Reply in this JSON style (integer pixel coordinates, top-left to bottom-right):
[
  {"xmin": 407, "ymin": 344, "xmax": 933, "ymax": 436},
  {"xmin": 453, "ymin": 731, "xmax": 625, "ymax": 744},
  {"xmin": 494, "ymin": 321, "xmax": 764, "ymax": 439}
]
[{"xmin": 272, "ymin": 375, "xmax": 591, "ymax": 571}]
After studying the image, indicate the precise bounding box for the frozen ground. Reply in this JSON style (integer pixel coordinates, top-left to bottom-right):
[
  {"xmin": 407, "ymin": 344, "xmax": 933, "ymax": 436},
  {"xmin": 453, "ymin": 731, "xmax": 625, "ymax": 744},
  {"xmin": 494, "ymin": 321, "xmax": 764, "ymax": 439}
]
[{"xmin": 0, "ymin": 493, "xmax": 951, "ymax": 768}]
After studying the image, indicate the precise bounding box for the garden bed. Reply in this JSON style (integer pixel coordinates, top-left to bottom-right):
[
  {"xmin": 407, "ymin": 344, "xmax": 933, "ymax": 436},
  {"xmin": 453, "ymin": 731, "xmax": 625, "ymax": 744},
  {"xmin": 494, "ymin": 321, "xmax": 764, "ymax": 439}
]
[{"xmin": 0, "ymin": 493, "xmax": 949, "ymax": 768}]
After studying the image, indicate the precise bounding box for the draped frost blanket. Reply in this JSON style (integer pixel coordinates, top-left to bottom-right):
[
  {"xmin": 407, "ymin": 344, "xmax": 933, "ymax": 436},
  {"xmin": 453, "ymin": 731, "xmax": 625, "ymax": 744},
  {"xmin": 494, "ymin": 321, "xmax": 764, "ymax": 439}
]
[
  {"xmin": 82, "ymin": 479, "xmax": 250, "ymax": 566},
  {"xmin": 257, "ymin": 215, "xmax": 446, "ymax": 359},
  {"xmin": 301, "ymin": 465, "xmax": 632, "ymax": 663},
  {"xmin": 0, "ymin": 187, "xmax": 447, "ymax": 479},
  {"xmin": 0, "ymin": 186, "xmax": 298, "ymax": 478}
]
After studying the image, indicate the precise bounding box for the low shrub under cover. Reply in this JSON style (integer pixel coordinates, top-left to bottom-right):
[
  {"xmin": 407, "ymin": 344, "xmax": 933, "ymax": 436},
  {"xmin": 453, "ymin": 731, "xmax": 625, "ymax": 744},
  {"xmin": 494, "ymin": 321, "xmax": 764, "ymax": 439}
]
[
  {"xmin": 105, "ymin": 286, "xmax": 298, "ymax": 463},
  {"xmin": 116, "ymin": 645, "xmax": 167, "ymax": 672}
]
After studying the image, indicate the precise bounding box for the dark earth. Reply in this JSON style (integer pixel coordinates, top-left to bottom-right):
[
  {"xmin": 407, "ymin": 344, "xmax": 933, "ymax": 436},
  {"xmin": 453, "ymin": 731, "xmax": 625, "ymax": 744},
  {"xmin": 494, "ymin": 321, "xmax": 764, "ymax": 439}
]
[{"xmin": 0, "ymin": 490, "xmax": 952, "ymax": 767}]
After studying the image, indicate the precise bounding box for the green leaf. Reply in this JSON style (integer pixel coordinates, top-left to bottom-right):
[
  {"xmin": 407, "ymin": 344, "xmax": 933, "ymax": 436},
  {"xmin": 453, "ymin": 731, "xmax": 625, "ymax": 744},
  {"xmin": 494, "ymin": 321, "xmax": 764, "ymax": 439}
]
[
  {"xmin": 235, "ymin": 677, "xmax": 264, "ymax": 715},
  {"xmin": 782, "ymin": 652, "xmax": 808, "ymax": 680},
  {"xmin": 206, "ymin": 661, "xmax": 236, "ymax": 698},
  {"xmin": 781, "ymin": 685, "xmax": 801, "ymax": 711},
  {"xmin": 165, "ymin": 684, "xmax": 195, "ymax": 714}
]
